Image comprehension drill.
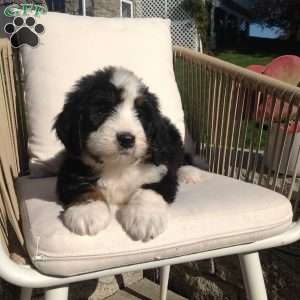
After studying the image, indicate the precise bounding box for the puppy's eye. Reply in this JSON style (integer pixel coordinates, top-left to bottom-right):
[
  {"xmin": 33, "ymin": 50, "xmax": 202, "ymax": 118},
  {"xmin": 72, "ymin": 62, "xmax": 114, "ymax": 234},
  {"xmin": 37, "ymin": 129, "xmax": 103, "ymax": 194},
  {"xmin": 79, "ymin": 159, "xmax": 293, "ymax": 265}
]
[{"xmin": 135, "ymin": 96, "xmax": 144, "ymax": 106}]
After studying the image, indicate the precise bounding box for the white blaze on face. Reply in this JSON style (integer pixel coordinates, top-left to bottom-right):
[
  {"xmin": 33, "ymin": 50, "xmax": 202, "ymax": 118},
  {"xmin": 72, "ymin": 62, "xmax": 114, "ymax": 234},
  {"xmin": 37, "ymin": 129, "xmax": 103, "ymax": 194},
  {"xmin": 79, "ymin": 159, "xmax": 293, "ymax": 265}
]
[
  {"xmin": 86, "ymin": 68, "xmax": 147, "ymax": 163},
  {"xmin": 111, "ymin": 67, "xmax": 141, "ymax": 102}
]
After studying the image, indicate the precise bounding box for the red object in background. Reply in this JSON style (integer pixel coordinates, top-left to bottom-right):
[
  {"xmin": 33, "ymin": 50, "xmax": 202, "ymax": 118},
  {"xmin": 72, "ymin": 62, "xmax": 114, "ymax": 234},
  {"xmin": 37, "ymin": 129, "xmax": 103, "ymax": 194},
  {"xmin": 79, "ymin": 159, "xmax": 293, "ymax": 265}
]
[
  {"xmin": 263, "ymin": 56, "xmax": 300, "ymax": 87},
  {"xmin": 285, "ymin": 121, "xmax": 300, "ymax": 133},
  {"xmin": 246, "ymin": 64, "xmax": 266, "ymax": 74},
  {"xmin": 246, "ymin": 55, "xmax": 300, "ymax": 122}
]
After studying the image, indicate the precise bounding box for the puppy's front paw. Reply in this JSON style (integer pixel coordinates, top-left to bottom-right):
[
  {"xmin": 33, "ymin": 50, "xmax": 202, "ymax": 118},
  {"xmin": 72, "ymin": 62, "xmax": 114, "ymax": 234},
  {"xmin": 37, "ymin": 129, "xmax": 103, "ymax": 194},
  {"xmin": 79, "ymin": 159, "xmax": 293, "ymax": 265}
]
[
  {"xmin": 142, "ymin": 164, "xmax": 168, "ymax": 184},
  {"xmin": 118, "ymin": 189, "xmax": 168, "ymax": 242},
  {"xmin": 178, "ymin": 165, "xmax": 211, "ymax": 184},
  {"xmin": 63, "ymin": 200, "xmax": 111, "ymax": 235}
]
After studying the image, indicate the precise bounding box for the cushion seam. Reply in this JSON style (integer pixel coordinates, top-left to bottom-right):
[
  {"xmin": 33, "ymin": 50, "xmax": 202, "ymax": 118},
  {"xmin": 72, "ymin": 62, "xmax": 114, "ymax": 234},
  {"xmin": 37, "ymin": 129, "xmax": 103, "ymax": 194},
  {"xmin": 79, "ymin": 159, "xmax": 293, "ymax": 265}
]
[{"xmin": 29, "ymin": 214, "xmax": 292, "ymax": 261}]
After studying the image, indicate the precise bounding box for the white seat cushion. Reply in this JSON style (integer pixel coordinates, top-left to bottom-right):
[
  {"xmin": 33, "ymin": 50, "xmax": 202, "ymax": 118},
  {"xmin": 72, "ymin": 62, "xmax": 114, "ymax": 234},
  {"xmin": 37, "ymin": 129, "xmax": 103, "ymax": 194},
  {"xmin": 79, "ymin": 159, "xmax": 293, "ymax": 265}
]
[
  {"xmin": 17, "ymin": 172, "xmax": 292, "ymax": 276},
  {"xmin": 21, "ymin": 12, "xmax": 185, "ymax": 177}
]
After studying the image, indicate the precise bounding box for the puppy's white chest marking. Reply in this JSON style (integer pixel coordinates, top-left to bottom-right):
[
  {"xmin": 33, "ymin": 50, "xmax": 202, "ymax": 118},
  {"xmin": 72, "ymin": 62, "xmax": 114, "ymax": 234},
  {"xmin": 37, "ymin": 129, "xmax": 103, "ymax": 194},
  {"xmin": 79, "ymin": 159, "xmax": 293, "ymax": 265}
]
[
  {"xmin": 97, "ymin": 163, "xmax": 167, "ymax": 205},
  {"xmin": 97, "ymin": 169, "xmax": 131, "ymax": 205}
]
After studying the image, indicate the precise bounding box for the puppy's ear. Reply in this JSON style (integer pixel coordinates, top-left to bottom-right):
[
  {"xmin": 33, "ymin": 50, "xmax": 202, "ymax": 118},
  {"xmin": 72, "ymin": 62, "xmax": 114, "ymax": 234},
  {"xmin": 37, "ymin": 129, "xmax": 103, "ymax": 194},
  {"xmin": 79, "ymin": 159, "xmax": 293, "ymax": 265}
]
[
  {"xmin": 137, "ymin": 89, "xmax": 183, "ymax": 165},
  {"xmin": 150, "ymin": 116, "xmax": 175, "ymax": 164},
  {"xmin": 150, "ymin": 116, "xmax": 184, "ymax": 172},
  {"xmin": 53, "ymin": 101, "xmax": 82, "ymax": 156}
]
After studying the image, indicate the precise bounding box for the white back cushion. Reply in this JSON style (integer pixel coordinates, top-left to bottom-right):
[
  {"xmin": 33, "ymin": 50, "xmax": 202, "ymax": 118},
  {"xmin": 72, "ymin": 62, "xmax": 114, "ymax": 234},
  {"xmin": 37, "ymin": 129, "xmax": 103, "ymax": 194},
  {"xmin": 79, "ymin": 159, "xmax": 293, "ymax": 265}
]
[{"xmin": 21, "ymin": 12, "xmax": 185, "ymax": 176}]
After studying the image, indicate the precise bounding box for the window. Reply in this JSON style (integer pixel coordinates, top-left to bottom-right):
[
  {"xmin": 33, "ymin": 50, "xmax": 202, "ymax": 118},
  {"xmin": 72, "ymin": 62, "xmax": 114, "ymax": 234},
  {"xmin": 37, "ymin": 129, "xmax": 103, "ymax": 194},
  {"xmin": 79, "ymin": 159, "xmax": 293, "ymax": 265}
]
[
  {"xmin": 46, "ymin": 0, "xmax": 65, "ymax": 12},
  {"xmin": 120, "ymin": 0, "xmax": 133, "ymax": 18}
]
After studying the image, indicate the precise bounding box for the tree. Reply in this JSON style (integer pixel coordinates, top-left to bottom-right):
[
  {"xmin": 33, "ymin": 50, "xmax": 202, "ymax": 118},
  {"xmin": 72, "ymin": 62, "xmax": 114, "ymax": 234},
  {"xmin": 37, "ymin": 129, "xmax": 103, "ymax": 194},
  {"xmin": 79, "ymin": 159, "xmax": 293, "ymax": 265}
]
[
  {"xmin": 182, "ymin": 0, "xmax": 208, "ymax": 52},
  {"xmin": 252, "ymin": 0, "xmax": 300, "ymax": 40}
]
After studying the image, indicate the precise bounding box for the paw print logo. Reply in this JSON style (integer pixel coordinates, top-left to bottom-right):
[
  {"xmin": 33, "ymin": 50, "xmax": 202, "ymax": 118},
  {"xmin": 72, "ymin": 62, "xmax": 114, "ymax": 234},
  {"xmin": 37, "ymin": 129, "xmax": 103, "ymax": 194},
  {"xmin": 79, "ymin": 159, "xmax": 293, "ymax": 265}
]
[{"xmin": 4, "ymin": 16, "xmax": 45, "ymax": 48}]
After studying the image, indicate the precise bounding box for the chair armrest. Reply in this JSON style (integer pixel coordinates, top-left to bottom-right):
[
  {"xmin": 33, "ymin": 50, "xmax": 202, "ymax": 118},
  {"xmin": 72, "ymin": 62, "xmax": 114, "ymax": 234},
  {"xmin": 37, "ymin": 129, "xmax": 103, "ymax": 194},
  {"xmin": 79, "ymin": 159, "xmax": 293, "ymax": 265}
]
[{"xmin": 173, "ymin": 46, "xmax": 300, "ymax": 206}]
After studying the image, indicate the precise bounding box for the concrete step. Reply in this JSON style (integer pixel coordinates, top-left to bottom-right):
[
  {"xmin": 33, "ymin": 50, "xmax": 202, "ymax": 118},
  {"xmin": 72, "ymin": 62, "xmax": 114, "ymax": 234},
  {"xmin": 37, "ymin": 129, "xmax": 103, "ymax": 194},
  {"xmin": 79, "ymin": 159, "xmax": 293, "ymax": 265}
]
[{"xmin": 106, "ymin": 278, "xmax": 187, "ymax": 300}]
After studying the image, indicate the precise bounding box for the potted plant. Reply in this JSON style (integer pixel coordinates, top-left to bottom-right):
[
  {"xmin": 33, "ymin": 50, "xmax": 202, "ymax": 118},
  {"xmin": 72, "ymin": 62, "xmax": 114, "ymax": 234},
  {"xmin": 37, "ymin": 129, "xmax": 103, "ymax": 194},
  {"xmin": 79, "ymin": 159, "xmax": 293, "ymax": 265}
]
[
  {"xmin": 247, "ymin": 55, "xmax": 300, "ymax": 175},
  {"xmin": 267, "ymin": 120, "xmax": 300, "ymax": 176}
]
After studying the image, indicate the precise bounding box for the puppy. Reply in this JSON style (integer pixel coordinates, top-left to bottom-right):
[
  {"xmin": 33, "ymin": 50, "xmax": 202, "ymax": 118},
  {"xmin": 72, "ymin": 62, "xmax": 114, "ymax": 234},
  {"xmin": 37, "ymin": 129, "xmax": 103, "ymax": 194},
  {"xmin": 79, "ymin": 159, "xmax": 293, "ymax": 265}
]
[{"xmin": 54, "ymin": 67, "xmax": 184, "ymax": 241}]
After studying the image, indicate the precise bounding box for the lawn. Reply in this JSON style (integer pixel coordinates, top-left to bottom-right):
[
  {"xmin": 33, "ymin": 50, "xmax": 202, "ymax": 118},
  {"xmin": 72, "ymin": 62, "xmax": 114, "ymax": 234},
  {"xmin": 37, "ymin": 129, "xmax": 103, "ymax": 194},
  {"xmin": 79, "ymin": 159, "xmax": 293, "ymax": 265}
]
[
  {"xmin": 214, "ymin": 50, "xmax": 273, "ymax": 149},
  {"xmin": 215, "ymin": 50, "xmax": 276, "ymax": 67}
]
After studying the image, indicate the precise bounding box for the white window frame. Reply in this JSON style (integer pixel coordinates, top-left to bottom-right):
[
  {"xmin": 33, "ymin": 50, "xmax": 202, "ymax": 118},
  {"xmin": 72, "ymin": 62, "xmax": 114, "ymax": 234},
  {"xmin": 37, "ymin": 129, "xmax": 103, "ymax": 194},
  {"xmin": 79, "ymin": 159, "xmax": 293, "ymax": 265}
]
[{"xmin": 120, "ymin": 0, "xmax": 133, "ymax": 18}]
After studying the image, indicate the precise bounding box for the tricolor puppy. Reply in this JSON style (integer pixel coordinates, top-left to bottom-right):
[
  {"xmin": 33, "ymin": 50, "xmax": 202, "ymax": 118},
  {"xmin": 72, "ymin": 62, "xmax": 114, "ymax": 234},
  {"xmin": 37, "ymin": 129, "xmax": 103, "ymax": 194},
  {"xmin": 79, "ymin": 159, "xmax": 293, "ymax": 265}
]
[{"xmin": 54, "ymin": 67, "xmax": 184, "ymax": 242}]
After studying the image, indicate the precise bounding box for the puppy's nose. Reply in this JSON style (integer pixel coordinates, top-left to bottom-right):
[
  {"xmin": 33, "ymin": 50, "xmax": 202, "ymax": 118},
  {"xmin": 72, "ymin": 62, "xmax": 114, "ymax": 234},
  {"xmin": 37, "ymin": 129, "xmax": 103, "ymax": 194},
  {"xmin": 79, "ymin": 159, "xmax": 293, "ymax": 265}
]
[{"xmin": 117, "ymin": 132, "xmax": 135, "ymax": 148}]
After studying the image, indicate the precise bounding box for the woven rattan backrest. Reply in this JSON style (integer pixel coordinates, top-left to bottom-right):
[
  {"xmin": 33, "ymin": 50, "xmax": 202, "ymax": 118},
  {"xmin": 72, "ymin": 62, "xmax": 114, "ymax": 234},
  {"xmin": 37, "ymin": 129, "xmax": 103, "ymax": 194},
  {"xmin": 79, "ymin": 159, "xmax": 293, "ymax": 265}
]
[
  {"xmin": 174, "ymin": 46, "xmax": 300, "ymax": 215},
  {"xmin": 0, "ymin": 38, "xmax": 27, "ymax": 256}
]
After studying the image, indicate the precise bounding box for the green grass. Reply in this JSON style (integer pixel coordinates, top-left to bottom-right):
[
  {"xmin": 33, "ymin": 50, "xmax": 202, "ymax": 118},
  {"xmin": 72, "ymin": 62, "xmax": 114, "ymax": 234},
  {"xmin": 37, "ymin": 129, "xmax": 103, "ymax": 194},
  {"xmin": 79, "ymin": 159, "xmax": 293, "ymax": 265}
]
[
  {"xmin": 215, "ymin": 50, "xmax": 276, "ymax": 68},
  {"xmin": 242, "ymin": 121, "xmax": 268, "ymax": 150},
  {"xmin": 175, "ymin": 54, "xmax": 268, "ymax": 150},
  {"xmin": 214, "ymin": 50, "xmax": 274, "ymax": 149}
]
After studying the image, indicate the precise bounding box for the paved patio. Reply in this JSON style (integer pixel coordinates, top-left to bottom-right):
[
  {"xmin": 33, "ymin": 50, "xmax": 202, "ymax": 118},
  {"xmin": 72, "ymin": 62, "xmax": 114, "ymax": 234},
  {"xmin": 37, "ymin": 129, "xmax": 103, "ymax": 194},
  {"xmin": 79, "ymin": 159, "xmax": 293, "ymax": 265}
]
[{"xmin": 107, "ymin": 278, "xmax": 187, "ymax": 300}]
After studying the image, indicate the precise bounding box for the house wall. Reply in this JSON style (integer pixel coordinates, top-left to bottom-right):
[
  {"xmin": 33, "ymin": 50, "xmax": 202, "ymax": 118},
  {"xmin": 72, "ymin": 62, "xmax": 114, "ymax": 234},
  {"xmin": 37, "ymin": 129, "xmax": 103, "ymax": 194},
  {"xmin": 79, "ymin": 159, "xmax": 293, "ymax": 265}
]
[
  {"xmin": 94, "ymin": 0, "xmax": 120, "ymax": 17},
  {"xmin": 64, "ymin": 0, "xmax": 138, "ymax": 17},
  {"xmin": 0, "ymin": 6, "xmax": 11, "ymax": 38},
  {"xmin": 65, "ymin": 0, "xmax": 119, "ymax": 16},
  {"xmin": 232, "ymin": 0, "xmax": 252, "ymax": 10},
  {"xmin": 208, "ymin": 0, "xmax": 251, "ymax": 49}
]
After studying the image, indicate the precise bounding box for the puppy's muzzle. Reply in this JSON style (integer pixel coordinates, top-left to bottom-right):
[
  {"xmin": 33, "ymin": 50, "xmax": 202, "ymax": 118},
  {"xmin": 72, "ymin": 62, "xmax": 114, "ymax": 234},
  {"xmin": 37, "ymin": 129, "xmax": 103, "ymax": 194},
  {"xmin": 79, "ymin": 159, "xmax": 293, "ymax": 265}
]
[{"xmin": 117, "ymin": 132, "xmax": 135, "ymax": 149}]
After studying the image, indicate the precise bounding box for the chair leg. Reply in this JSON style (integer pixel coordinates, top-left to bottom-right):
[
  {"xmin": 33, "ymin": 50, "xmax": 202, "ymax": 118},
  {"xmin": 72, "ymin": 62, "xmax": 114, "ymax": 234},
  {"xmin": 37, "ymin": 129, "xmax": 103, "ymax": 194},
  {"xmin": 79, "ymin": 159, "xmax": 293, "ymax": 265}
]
[
  {"xmin": 44, "ymin": 285, "xmax": 69, "ymax": 300},
  {"xmin": 239, "ymin": 252, "xmax": 268, "ymax": 300},
  {"xmin": 20, "ymin": 287, "xmax": 32, "ymax": 300},
  {"xmin": 160, "ymin": 265, "xmax": 170, "ymax": 300}
]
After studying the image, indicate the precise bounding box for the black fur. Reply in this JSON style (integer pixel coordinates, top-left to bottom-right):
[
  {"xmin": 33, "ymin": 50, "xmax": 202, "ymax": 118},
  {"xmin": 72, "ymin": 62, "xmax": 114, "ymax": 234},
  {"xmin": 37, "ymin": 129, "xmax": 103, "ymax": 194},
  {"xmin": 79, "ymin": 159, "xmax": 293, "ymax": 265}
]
[
  {"xmin": 56, "ymin": 157, "xmax": 100, "ymax": 207},
  {"xmin": 55, "ymin": 68, "xmax": 122, "ymax": 157},
  {"xmin": 135, "ymin": 89, "xmax": 183, "ymax": 202},
  {"xmin": 54, "ymin": 67, "xmax": 184, "ymax": 207}
]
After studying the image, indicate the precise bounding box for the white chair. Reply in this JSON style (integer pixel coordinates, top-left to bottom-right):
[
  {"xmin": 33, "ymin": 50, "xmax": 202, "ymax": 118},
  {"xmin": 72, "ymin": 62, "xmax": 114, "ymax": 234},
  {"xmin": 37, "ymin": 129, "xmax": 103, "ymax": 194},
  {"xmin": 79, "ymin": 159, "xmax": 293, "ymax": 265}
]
[{"xmin": 0, "ymin": 12, "xmax": 300, "ymax": 300}]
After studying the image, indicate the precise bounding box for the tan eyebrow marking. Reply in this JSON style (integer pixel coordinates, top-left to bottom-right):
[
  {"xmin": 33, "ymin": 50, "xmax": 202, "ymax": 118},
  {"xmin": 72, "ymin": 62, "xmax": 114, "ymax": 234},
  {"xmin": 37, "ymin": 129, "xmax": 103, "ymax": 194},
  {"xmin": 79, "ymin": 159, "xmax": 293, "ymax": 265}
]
[{"xmin": 135, "ymin": 96, "xmax": 144, "ymax": 106}]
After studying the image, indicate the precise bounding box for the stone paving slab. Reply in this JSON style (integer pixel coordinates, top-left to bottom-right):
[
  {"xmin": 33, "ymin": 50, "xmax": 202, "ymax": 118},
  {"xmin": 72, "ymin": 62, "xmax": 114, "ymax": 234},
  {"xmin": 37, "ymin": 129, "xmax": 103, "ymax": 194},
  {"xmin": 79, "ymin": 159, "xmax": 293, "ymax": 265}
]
[{"xmin": 106, "ymin": 278, "xmax": 187, "ymax": 300}]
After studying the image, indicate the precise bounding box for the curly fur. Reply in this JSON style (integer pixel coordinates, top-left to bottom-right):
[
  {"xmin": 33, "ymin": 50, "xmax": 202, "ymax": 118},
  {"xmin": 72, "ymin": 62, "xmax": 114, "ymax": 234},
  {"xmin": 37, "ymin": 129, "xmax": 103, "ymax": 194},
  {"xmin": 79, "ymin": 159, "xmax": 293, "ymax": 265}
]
[{"xmin": 54, "ymin": 67, "xmax": 184, "ymax": 239}]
